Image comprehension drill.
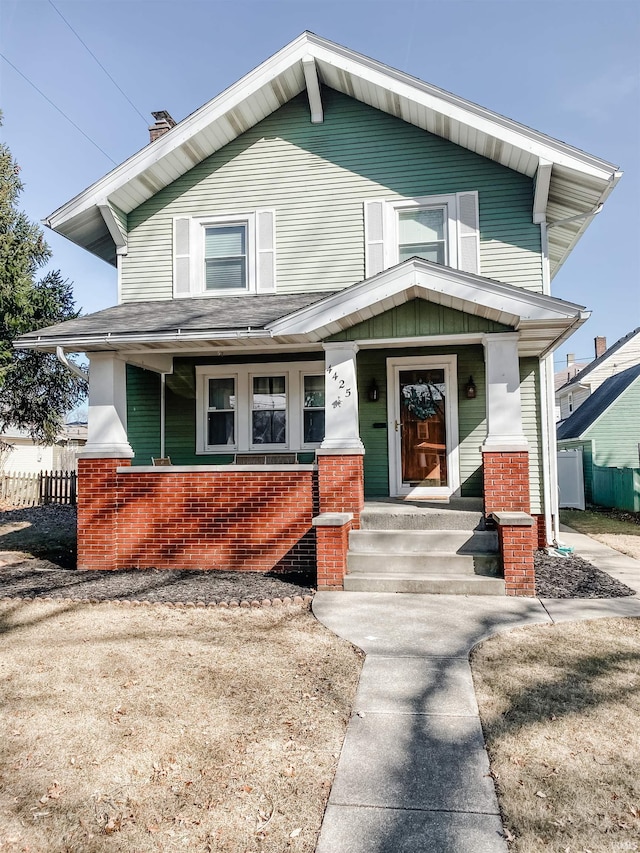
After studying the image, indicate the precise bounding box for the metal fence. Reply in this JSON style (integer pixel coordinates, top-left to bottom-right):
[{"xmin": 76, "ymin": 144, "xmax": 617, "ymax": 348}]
[
  {"xmin": 592, "ymin": 464, "xmax": 640, "ymax": 513},
  {"xmin": 0, "ymin": 470, "xmax": 77, "ymax": 507}
]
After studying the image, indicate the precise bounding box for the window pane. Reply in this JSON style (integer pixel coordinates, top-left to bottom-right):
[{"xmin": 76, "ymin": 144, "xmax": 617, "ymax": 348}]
[
  {"xmin": 252, "ymin": 410, "xmax": 286, "ymax": 444},
  {"xmin": 399, "ymin": 242, "xmax": 445, "ymax": 264},
  {"xmin": 205, "ymin": 257, "xmax": 246, "ymax": 290},
  {"xmin": 253, "ymin": 376, "xmax": 286, "ymax": 409},
  {"xmin": 399, "ymin": 209, "xmax": 444, "ymax": 243},
  {"xmin": 208, "ymin": 411, "xmax": 235, "ymax": 445},
  {"xmin": 205, "ymin": 225, "xmax": 245, "ymax": 258},
  {"xmin": 304, "ymin": 375, "xmax": 325, "ymax": 408},
  {"xmin": 304, "ymin": 410, "xmax": 325, "ymax": 444},
  {"xmin": 208, "ymin": 378, "xmax": 235, "ymax": 410}
]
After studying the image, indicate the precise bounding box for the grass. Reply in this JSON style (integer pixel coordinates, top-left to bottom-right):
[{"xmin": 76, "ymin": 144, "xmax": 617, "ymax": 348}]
[
  {"xmin": 0, "ymin": 599, "xmax": 362, "ymax": 852},
  {"xmin": 471, "ymin": 618, "xmax": 640, "ymax": 853},
  {"xmin": 560, "ymin": 508, "xmax": 640, "ymax": 537}
]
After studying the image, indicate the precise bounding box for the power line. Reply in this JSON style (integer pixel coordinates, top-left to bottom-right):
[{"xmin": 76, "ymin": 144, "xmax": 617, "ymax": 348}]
[
  {"xmin": 48, "ymin": 0, "xmax": 149, "ymax": 126},
  {"xmin": 0, "ymin": 53, "xmax": 117, "ymax": 165}
]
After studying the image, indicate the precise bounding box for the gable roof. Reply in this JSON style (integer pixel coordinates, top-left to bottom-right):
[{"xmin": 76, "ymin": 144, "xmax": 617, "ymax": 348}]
[
  {"xmin": 46, "ymin": 32, "xmax": 621, "ymax": 275},
  {"xmin": 557, "ymin": 327, "xmax": 640, "ymax": 392},
  {"xmin": 16, "ymin": 258, "xmax": 589, "ymax": 357},
  {"xmin": 557, "ymin": 362, "xmax": 640, "ymax": 439}
]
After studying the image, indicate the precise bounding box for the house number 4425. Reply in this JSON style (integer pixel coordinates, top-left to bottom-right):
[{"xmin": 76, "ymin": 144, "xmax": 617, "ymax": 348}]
[{"xmin": 326, "ymin": 365, "xmax": 352, "ymax": 397}]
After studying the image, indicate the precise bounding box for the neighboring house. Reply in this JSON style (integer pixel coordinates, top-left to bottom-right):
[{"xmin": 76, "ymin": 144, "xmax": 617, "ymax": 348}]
[
  {"xmin": 557, "ymin": 364, "xmax": 640, "ymax": 507},
  {"xmin": 16, "ymin": 33, "xmax": 621, "ymax": 595},
  {"xmin": 0, "ymin": 423, "xmax": 88, "ymax": 474},
  {"xmin": 556, "ymin": 328, "xmax": 640, "ymax": 422}
]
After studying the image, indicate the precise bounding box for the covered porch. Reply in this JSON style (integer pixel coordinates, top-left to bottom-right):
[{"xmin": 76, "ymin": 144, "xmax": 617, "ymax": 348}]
[{"xmin": 17, "ymin": 258, "xmax": 590, "ymax": 596}]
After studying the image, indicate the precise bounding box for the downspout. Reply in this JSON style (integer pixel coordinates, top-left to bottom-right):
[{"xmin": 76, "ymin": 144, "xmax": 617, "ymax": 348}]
[
  {"xmin": 160, "ymin": 373, "xmax": 166, "ymax": 458},
  {"xmin": 539, "ymin": 221, "xmax": 560, "ymax": 546},
  {"xmin": 56, "ymin": 346, "xmax": 89, "ymax": 381}
]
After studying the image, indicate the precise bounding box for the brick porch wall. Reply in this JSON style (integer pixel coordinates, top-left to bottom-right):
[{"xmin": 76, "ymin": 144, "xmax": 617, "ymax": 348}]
[
  {"xmin": 77, "ymin": 462, "xmax": 317, "ymax": 572},
  {"xmin": 497, "ymin": 521, "xmax": 536, "ymax": 596}
]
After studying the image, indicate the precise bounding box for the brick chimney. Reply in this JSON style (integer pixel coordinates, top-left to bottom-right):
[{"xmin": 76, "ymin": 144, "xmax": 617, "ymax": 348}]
[
  {"xmin": 594, "ymin": 336, "xmax": 607, "ymax": 359},
  {"xmin": 149, "ymin": 111, "xmax": 176, "ymax": 143}
]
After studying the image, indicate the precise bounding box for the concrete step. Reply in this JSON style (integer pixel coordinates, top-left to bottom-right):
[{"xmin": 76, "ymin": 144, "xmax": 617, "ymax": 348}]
[
  {"xmin": 346, "ymin": 552, "xmax": 501, "ymax": 577},
  {"xmin": 361, "ymin": 505, "xmax": 484, "ymax": 531},
  {"xmin": 349, "ymin": 529, "xmax": 498, "ymax": 555},
  {"xmin": 343, "ymin": 573, "xmax": 506, "ymax": 595}
]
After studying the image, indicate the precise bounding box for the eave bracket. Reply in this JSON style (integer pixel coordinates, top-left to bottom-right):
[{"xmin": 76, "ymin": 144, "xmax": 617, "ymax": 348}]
[{"xmin": 302, "ymin": 55, "xmax": 323, "ymax": 124}]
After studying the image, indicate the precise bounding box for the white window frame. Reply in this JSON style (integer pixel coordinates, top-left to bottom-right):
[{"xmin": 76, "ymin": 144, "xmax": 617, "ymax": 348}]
[
  {"xmin": 192, "ymin": 212, "xmax": 256, "ymax": 296},
  {"xmin": 385, "ymin": 194, "xmax": 458, "ymax": 270},
  {"xmin": 196, "ymin": 362, "xmax": 324, "ymax": 454},
  {"xmin": 203, "ymin": 373, "xmax": 238, "ymax": 449},
  {"xmin": 300, "ymin": 372, "xmax": 326, "ymax": 449}
]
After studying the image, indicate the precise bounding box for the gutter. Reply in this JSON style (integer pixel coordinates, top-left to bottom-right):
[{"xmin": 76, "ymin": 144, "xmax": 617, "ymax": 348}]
[{"xmin": 17, "ymin": 327, "xmax": 274, "ymax": 352}]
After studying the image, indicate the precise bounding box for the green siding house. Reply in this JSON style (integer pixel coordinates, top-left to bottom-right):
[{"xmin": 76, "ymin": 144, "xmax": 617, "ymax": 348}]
[{"xmin": 17, "ymin": 33, "xmax": 621, "ymax": 594}]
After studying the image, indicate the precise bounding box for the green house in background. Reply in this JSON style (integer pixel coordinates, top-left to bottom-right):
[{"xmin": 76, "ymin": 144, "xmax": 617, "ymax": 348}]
[
  {"xmin": 558, "ymin": 364, "xmax": 640, "ymax": 510},
  {"xmin": 16, "ymin": 33, "xmax": 622, "ymax": 594}
]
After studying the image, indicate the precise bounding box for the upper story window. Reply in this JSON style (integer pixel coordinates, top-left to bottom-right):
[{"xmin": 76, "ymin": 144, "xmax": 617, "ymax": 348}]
[
  {"xmin": 364, "ymin": 191, "xmax": 479, "ymax": 279},
  {"xmin": 173, "ymin": 209, "xmax": 275, "ymax": 298},
  {"xmin": 398, "ymin": 207, "xmax": 446, "ymax": 265},
  {"xmin": 205, "ymin": 224, "xmax": 247, "ymax": 291}
]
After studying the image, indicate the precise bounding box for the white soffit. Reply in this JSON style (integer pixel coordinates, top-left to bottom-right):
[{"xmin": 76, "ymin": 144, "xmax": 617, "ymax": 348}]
[{"xmin": 45, "ymin": 32, "xmax": 620, "ymax": 275}]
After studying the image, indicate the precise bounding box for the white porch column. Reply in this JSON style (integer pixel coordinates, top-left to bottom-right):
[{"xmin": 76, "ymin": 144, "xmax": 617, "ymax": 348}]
[
  {"xmin": 320, "ymin": 342, "xmax": 364, "ymax": 452},
  {"xmin": 81, "ymin": 352, "xmax": 134, "ymax": 458},
  {"xmin": 481, "ymin": 333, "xmax": 528, "ymax": 451}
]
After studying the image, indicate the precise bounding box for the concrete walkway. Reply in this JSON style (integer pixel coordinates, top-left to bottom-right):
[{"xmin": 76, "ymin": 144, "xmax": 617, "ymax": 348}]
[{"xmin": 313, "ymin": 530, "xmax": 640, "ymax": 853}]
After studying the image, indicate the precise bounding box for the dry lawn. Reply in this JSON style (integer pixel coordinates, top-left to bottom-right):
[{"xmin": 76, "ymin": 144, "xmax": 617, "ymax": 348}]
[
  {"xmin": 0, "ymin": 600, "xmax": 362, "ymax": 852},
  {"xmin": 561, "ymin": 509, "xmax": 640, "ymax": 561},
  {"xmin": 471, "ymin": 618, "xmax": 640, "ymax": 853}
]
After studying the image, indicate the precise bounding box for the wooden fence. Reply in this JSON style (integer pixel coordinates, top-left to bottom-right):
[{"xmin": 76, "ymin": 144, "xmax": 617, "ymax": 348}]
[
  {"xmin": 592, "ymin": 464, "xmax": 640, "ymax": 513},
  {"xmin": 0, "ymin": 470, "xmax": 77, "ymax": 507}
]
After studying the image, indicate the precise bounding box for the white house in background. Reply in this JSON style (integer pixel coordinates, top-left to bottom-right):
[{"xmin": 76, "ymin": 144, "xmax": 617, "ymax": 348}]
[
  {"xmin": 0, "ymin": 423, "xmax": 88, "ymax": 474},
  {"xmin": 556, "ymin": 328, "xmax": 640, "ymax": 422}
]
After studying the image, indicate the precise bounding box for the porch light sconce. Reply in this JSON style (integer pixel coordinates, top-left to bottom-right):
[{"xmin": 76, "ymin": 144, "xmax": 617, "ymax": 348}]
[
  {"xmin": 465, "ymin": 376, "xmax": 477, "ymax": 399},
  {"xmin": 367, "ymin": 378, "xmax": 379, "ymax": 402}
]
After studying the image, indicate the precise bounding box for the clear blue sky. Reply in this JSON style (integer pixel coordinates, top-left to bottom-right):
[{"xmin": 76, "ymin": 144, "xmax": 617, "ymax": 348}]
[{"xmin": 1, "ymin": 0, "xmax": 639, "ymax": 370}]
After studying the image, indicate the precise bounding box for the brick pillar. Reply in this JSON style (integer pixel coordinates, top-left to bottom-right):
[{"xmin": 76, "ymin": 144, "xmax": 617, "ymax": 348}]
[
  {"xmin": 313, "ymin": 512, "xmax": 353, "ymax": 590},
  {"xmin": 77, "ymin": 457, "xmax": 130, "ymax": 570},
  {"xmin": 317, "ymin": 452, "xmax": 364, "ymax": 529},
  {"xmin": 493, "ymin": 512, "xmax": 536, "ymax": 597},
  {"xmin": 482, "ymin": 450, "xmax": 530, "ymax": 516},
  {"xmin": 532, "ymin": 514, "xmax": 547, "ymax": 549}
]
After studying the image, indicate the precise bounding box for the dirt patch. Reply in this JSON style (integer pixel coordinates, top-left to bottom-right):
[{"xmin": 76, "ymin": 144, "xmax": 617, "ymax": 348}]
[
  {"xmin": 0, "ymin": 599, "xmax": 363, "ymax": 852},
  {"xmin": 589, "ymin": 533, "xmax": 640, "ymax": 561},
  {"xmin": 471, "ymin": 618, "xmax": 640, "ymax": 852}
]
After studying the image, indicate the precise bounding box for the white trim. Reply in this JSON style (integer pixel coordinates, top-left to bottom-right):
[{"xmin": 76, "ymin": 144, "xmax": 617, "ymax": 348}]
[
  {"xmin": 384, "ymin": 194, "xmax": 458, "ymax": 269},
  {"xmin": 190, "ymin": 212, "xmax": 256, "ymax": 297},
  {"xmin": 302, "ymin": 55, "xmax": 323, "ymax": 123},
  {"xmin": 267, "ymin": 258, "xmax": 589, "ymax": 338},
  {"xmin": 195, "ymin": 360, "xmax": 324, "ymax": 454},
  {"xmin": 533, "ymin": 160, "xmax": 553, "ymax": 225},
  {"xmin": 386, "ymin": 354, "xmax": 460, "ymax": 498},
  {"xmin": 98, "ymin": 204, "xmax": 127, "ymax": 254}
]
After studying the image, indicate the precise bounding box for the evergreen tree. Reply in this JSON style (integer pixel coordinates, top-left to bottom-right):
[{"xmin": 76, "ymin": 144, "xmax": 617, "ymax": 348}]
[{"xmin": 0, "ymin": 121, "xmax": 86, "ymax": 443}]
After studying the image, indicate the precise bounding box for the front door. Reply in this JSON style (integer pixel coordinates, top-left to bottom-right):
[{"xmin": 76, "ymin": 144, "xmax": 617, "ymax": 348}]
[{"xmin": 387, "ymin": 355, "xmax": 459, "ymax": 498}]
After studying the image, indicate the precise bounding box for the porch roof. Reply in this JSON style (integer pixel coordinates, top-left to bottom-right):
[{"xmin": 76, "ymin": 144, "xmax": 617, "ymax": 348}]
[{"xmin": 16, "ymin": 259, "xmax": 589, "ymax": 359}]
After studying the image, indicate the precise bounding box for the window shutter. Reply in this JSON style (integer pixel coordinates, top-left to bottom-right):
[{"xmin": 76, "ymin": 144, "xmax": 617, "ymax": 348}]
[
  {"xmin": 456, "ymin": 192, "xmax": 480, "ymax": 275},
  {"xmin": 173, "ymin": 218, "xmax": 192, "ymax": 296},
  {"xmin": 364, "ymin": 200, "xmax": 385, "ymax": 278},
  {"xmin": 256, "ymin": 209, "xmax": 276, "ymax": 293}
]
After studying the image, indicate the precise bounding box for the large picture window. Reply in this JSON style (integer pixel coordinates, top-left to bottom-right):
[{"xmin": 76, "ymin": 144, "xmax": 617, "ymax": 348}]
[{"xmin": 196, "ymin": 362, "xmax": 325, "ymax": 453}]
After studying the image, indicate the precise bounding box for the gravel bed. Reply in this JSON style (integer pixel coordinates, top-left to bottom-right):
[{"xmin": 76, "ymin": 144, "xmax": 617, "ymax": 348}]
[{"xmin": 535, "ymin": 551, "xmax": 636, "ymax": 598}]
